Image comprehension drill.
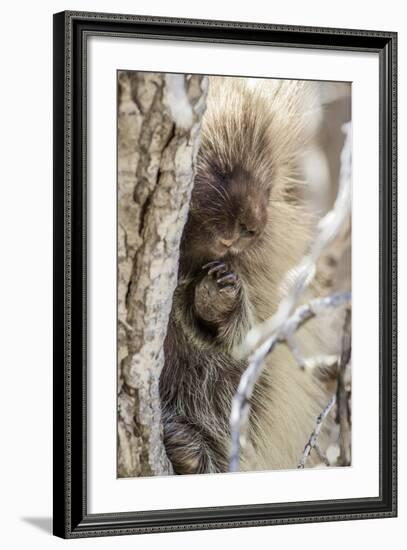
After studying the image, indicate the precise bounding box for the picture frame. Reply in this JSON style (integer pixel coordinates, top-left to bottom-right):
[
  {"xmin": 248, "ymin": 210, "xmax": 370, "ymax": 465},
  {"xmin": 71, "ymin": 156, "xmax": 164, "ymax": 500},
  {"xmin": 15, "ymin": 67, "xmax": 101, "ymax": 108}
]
[{"xmin": 53, "ymin": 10, "xmax": 397, "ymax": 539}]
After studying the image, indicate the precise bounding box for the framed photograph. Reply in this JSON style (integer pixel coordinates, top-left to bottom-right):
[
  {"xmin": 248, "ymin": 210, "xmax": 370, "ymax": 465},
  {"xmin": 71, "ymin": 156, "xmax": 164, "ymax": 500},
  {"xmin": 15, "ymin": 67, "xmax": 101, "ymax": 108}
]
[{"xmin": 53, "ymin": 10, "xmax": 397, "ymax": 538}]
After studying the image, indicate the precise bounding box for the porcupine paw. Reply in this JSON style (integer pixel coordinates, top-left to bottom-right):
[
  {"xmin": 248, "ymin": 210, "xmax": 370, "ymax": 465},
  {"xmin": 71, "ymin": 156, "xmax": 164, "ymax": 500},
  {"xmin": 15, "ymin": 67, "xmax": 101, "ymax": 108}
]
[{"xmin": 194, "ymin": 260, "xmax": 241, "ymax": 324}]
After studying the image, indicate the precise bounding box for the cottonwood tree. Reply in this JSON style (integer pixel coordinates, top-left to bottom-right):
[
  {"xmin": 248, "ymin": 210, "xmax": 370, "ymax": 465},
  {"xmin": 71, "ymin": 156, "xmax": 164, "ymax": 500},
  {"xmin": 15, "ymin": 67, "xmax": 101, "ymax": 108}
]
[{"xmin": 117, "ymin": 71, "xmax": 208, "ymax": 477}]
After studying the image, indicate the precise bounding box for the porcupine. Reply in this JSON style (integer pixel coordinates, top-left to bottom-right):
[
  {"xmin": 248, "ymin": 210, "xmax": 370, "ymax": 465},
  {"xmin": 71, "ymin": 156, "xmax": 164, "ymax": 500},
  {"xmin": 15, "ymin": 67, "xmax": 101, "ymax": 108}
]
[{"xmin": 160, "ymin": 76, "xmax": 334, "ymax": 474}]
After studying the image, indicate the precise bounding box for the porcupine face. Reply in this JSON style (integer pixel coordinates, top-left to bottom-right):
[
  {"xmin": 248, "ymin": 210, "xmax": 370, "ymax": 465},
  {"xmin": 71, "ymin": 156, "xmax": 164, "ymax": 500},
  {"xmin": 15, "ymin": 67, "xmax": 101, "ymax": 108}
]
[
  {"xmin": 183, "ymin": 162, "xmax": 270, "ymax": 263},
  {"xmin": 181, "ymin": 83, "xmax": 275, "ymax": 265}
]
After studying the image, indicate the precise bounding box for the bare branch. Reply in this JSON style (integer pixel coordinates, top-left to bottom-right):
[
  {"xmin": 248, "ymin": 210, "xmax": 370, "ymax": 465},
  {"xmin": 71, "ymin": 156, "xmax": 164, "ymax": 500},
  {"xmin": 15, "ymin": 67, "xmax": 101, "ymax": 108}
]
[
  {"xmin": 298, "ymin": 394, "xmax": 336, "ymax": 469},
  {"xmin": 336, "ymin": 307, "xmax": 352, "ymax": 466},
  {"xmin": 229, "ymin": 291, "xmax": 350, "ymax": 472},
  {"xmin": 229, "ymin": 121, "xmax": 352, "ymax": 473},
  {"xmin": 238, "ymin": 122, "xmax": 352, "ymax": 359}
]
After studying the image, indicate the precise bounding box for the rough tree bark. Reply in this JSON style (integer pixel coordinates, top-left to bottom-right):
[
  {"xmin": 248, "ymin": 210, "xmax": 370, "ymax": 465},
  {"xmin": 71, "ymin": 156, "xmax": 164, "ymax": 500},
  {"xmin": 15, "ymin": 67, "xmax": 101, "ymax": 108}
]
[{"xmin": 117, "ymin": 71, "xmax": 208, "ymax": 477}]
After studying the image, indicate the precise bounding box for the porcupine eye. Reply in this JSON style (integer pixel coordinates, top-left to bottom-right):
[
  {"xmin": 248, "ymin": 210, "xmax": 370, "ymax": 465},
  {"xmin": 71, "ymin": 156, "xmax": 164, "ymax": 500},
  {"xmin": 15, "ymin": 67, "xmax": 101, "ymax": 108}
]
[{"xmin": 239, "ymin": 223, "xmax": 257, "ymax": 238}]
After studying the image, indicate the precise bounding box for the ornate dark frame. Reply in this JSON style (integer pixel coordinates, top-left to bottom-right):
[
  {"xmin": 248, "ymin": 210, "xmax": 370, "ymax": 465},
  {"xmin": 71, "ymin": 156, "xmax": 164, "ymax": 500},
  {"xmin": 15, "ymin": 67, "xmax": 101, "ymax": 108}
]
[{"xmin": 53, "ymin": 10, "xmax": 397, "ymax": 539}]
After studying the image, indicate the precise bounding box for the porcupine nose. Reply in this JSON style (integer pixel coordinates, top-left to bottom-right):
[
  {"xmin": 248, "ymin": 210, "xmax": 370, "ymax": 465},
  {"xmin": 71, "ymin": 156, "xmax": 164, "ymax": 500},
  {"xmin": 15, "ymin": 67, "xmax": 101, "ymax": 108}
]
[{"xmin": 219, "ymin": 237, "xmax": 237, "ymax": 248}]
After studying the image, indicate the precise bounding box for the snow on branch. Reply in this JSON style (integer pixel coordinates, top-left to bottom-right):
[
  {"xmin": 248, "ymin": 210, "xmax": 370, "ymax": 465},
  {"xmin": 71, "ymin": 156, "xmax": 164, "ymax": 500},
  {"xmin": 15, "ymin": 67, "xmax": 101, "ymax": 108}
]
[{"xmin": 229, "ymin": 122, "xmax": 352, "ymax": 473}]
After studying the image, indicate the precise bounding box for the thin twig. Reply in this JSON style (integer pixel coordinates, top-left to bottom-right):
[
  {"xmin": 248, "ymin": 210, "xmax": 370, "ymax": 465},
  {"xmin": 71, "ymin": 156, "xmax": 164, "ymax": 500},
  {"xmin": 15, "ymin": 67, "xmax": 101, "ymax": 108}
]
[{"xmin": 298, "ymin": 394, "xmax": 336, "ymax": 469}]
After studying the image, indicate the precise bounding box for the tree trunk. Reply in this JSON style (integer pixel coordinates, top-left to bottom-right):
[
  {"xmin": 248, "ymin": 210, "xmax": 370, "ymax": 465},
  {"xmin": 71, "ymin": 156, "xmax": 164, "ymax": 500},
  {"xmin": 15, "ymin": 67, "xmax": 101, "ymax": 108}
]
[{"xmin": 117, "ymin": 71, "xmax": 208, "ymax": 477}]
